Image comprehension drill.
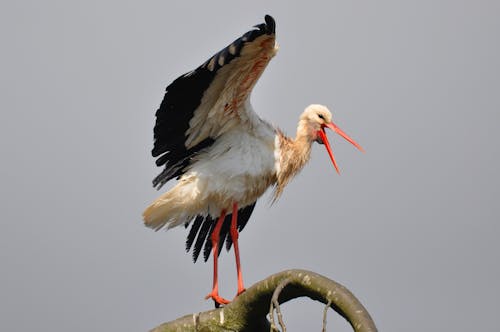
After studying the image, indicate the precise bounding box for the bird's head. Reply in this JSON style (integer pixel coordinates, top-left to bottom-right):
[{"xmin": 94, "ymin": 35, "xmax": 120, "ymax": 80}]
[{"xmin": 300, "ymin": 104, "xmax": 364, "ymax": 174}]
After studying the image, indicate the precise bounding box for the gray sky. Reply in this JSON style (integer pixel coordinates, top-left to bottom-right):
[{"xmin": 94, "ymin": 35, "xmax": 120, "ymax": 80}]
[{"xmin": 1, "ymin": 1, "xmax": 499, "ymax": 331}]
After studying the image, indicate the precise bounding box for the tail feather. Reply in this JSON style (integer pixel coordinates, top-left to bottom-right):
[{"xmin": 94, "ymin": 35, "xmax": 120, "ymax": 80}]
[
  {"xmin": 143, "ymin": 174, "xmax": 205, "ymax": 230},
  {"xmin": 143, "ymin": 190, "xmax": 194, "ymax": 231}
]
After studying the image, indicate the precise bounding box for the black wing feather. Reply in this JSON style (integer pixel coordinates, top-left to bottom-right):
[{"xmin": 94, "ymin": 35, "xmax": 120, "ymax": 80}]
[
  {"xmin": 203, "ymin": 214, "xmax": 231, "ymax": 261},
  {"xmin": 151, "ymin": 15, "xmax": 276, "ymax": 189},
  {"xmin": 225, "ymin": 202, "xmax": 256, "ymax": 250},
  {"xmin": 185, "ymin": 216, "xmax": 203, "ymax": 252},
  {"xmin": 192, "ymin": 217, "xmax": 214, "ymax": 263},
  {"xmin": 186, "ymin": 202, "xmax": 257, "ymax": 263}
]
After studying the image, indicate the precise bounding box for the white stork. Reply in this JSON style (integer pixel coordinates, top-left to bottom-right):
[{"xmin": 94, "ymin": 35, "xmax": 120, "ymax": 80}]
[{"xmin": 143, "ymin": 15, "xmax": 363, "ymax": 306}]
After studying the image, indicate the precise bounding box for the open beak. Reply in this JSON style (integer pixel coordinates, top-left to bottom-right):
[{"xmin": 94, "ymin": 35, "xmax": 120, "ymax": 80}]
[{"xmin": 317, "ymin": 122, "xmax": 364, "ymax": 174}]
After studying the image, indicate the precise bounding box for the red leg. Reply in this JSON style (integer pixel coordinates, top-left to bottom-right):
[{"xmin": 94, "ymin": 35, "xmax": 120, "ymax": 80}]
[
  {"xmin": 231, "ymin": 202, "xmax": 246, "ymax": 296},
  {"xmin": 205, "ymin": 209, "xmax": 230, "ymax": 305}
]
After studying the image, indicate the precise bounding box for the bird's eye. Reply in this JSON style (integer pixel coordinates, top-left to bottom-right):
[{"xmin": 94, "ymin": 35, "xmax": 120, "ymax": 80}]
[{"xmin": 318, "ymin": 114, "xmax": 325, "ymax": 120}]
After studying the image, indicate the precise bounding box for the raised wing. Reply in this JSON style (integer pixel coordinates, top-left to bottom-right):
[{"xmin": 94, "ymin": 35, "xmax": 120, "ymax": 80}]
[{"xmin": 151, "ymin": 15, "xmax": 277, "ymax": 189}]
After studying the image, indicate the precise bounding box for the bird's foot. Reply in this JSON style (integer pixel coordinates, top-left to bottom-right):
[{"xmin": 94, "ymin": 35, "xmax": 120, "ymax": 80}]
[{"xmin": 205, "ymin": 292, "xmax": 230, "ymax": 307}]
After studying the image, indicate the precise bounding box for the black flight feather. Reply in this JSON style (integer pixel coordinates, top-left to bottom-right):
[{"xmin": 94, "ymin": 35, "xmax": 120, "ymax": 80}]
[
  {"xmin": 186, "ymin": 202, "xmax": 257, "ymax": 263},
  {"xmin": 151, "ymin": 15, "xmax": 276, "ymax": 189},
  {"xmin": 185, "ymin": 216, "xmax": 203, "ymax": 252},
  {"xmin": 192, "ymin": 216, "xmax": 213, "ymax": 263}
]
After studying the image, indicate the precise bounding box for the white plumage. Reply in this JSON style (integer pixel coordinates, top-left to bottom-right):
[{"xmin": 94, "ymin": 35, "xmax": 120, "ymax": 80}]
[
  {"xmin": 145, "ymin": 111, "xmax": 276, "ymax": 229},
  {"xmin": 143, "ymin": 15, "xmax": 363, "ymax": 305}
]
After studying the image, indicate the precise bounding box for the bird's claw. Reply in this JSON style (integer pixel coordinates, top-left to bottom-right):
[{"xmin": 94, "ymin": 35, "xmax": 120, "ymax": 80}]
[
  {"xmin": 205, "ymin": 292, "xmax": 230, "ymax": 307},
  {"xmin": 236, "ymin": 288, "xmax": 246, "ymax": 297}
]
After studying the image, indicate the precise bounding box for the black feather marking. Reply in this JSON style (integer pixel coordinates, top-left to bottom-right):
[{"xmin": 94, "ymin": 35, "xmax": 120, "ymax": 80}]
[
  {"xmin": 225, "ymin": 202, "xmax": 256, "ymax": 251},
  {"xmin": 185, "ymin": 202, "xmax": 257, "ymax": 263},
  {"xmin": 186, "ymin": 216, "xmax": 203, "ymax": 252},
  {"xmin": 202, "ymin": 214, "xmax": 231, "ymax": 262},
  {"xmin": 202, "ymin": 220, "xmax": 216, "ymax": 263},
  {"xmin": 152, "ymin": 137, "xmax": 215, "ymax": 188},
  {"xmin": 264, "ymin": 15, "xmax": 276, "ymax": 34},
  {"xmin": 203, "ymin": 215, "xmax": 231, "ymax": 262},
  {"xmin": 201, "ymin": 221, "xmax": 214, "ymax": 263},
  {"xmin": 151, "ymin": 16, "xmax": 276, "ymax": 189},
  {"xmin": 192, "ymin": 216, "xmax": 214, "ymax": 263},
  {"xmin": 217, "ymin": 215, "xmax": 232, "ymax": 256}
]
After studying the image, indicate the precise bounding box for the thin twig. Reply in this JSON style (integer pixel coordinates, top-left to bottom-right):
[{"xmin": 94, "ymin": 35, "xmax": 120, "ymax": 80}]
[
  {"xmin": 322, "ymin": 299, "xmax": 332, "ymax": 332},
  {"xmin": 269, "ymin": 277, "xmax": 291, "ymax": 332},
  {"xmin": 269, "ymin": 301, "xmax": 278, "ymax": 332}
]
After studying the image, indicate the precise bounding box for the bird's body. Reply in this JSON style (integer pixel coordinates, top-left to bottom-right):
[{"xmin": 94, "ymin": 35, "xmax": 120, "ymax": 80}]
[
  {"xmin": 143, "ymin": 15, "xmax": 363, "ymax": 305},
  {"xmin": 144, "ymin": 110, "xmax": 277, "ymax": 229}
]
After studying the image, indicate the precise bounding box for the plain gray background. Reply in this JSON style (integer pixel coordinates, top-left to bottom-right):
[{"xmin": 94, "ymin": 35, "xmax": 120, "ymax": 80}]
[{"xmin": 1, "ymin": 1, "xmax": 499, "ymax": 331}]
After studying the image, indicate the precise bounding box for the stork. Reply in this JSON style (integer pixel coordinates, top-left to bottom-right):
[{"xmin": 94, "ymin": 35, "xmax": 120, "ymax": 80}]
[{"xmin": 143, "ymin": 15, "xmax": 363, "ymax": 306}]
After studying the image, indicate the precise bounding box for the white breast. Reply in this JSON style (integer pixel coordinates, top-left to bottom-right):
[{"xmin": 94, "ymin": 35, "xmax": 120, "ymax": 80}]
[{"xmin": 186, "ymin": 121, "xmax": 277, "ymax": 214}]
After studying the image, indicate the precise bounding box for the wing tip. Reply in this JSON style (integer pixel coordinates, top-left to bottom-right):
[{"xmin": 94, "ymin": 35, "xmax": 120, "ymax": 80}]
[
  {"xmin": 255, "ymin": 15, "xmax": 275, "ymax": 35},
  {"xmin": 264, "ymin": 15, "xmax": 276, "ymax": 34}
]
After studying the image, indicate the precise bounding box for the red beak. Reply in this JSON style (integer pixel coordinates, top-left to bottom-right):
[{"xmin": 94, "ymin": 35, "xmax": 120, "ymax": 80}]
[{"xmin": 317, "ymin": 122, "xmax": 364, "ymax": 174}]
